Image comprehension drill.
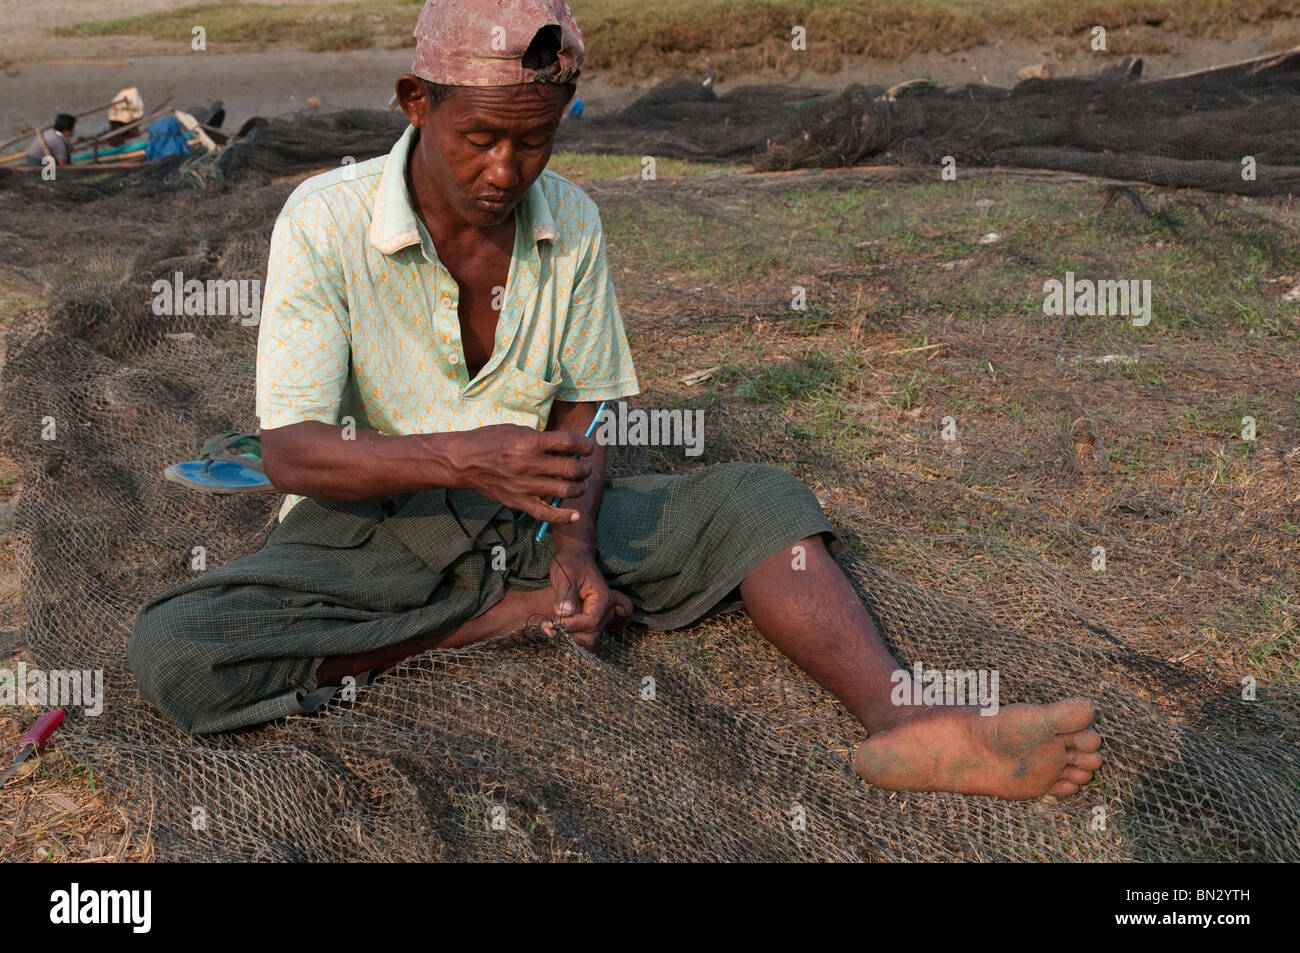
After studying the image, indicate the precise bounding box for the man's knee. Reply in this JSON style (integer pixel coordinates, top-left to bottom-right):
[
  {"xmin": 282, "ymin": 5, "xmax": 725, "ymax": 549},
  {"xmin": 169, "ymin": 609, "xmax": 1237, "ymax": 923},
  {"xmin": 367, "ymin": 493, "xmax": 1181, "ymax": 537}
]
[
  {"xmin": 708, "ymin": 462, "xmax": 839, "ymax": 563},
  {"xmin": 715, "ymin": 462, "xmax": 825, "ymax": 517},
  {"xmin": 127, "ymin": 594, "xmax": 221, "ymax": 734}
]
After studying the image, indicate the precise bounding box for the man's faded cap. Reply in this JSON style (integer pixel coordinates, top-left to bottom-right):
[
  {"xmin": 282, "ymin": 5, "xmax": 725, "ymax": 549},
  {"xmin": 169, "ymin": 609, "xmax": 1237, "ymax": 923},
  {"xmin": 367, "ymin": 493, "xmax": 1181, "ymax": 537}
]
[{"xmin": 411, "ymin": 0, "xmax": 584, "ymax": 87}]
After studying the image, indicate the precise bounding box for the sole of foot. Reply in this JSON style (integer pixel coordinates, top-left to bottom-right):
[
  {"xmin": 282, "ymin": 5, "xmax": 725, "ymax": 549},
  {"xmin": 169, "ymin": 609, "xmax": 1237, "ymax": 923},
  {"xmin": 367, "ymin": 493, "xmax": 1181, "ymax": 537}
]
[{"xmin": 853, "ymin": 698, "xmax": 1103, "ymax": 800}]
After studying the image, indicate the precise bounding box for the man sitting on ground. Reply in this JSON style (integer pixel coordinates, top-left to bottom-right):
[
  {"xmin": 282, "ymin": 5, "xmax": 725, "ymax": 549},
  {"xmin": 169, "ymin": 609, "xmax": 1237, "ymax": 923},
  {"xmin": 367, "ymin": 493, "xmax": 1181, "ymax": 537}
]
[{"xmin": 129, "ymin": 0, "xmax": 1103, "ymax": 800}]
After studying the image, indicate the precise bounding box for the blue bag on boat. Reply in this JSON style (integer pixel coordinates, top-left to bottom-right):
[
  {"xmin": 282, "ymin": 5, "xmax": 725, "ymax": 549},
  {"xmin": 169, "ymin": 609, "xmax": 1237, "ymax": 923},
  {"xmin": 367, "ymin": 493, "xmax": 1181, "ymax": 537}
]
[{"xmin": 145, "ymin": 115, "xmax": 193, "ymax": 163}]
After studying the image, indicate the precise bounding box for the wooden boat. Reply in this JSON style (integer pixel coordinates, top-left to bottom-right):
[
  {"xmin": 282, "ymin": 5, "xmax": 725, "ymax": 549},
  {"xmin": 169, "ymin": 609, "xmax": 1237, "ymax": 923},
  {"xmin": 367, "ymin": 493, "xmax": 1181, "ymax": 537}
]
[{"xmin": 0, "ymin": 94, "xmax": 229, "ymax": 171}]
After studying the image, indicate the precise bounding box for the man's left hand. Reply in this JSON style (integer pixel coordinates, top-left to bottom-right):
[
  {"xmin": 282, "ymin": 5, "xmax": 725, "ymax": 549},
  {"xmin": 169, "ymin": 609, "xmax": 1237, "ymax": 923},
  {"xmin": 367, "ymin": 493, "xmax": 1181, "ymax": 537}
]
[{"xmin": 546, "ymin": 549, "xmax": 632, "ymax": 648}]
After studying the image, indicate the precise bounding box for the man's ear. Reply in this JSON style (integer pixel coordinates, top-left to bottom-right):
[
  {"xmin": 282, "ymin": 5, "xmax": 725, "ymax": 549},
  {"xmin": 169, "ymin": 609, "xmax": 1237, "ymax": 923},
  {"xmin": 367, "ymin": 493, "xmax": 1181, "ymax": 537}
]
[{"xmin": 395, "ymin": 75, "xmax": 430, "ymax": 128}]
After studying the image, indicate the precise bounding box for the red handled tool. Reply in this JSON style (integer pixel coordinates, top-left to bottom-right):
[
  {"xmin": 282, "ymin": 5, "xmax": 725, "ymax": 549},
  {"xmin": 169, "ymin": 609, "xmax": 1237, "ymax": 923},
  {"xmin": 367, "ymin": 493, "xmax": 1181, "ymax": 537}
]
[{"xmin": 0, "ymin": 708, "xmax": 65, "ymax": 789}]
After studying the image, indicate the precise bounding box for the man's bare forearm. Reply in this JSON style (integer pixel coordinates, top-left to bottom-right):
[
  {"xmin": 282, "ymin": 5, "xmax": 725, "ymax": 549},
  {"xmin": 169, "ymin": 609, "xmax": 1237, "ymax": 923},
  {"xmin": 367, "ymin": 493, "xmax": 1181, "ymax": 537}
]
[
  {"xmin": 260, "ymin": 420, "xmax": 469, "ymax": 500},
  {"xmin": 546, "ymin": 401, "xmax": 605, "ymax": 555}
]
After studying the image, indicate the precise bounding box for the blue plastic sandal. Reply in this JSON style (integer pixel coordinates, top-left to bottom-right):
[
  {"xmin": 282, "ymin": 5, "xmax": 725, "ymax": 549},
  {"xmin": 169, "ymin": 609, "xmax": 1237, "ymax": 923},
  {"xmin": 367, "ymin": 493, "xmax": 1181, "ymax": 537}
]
[
  {"xmin": 163, "ymin": 458, "xmax": 274, "ymax": 494},
  {"xmin": 163, "ymin": 432, "xmax": 277, "ymax": 494}
]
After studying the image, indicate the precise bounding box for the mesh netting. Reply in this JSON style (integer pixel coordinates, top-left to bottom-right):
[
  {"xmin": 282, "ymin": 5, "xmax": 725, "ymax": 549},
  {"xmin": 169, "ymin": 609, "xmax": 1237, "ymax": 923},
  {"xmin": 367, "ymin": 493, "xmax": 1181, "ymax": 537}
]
[{"xmin": 1, "ymin": 99, "xmax": 1297, "ymax": 862}]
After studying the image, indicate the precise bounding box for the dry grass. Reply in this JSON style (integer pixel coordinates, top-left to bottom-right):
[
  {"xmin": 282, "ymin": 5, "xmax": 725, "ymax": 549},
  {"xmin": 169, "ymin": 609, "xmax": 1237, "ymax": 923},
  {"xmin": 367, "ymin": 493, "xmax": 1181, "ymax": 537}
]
[
  {"xmin": 591, "ymin": 167, "xmax": 1299, "ymax": 697},
  {"xmin": 1269, "ymin": 23, "xmax": 1300, "ymax": 47},
  {"xmin": 51, "ymin": 0, "xmax": 1300, "ymax": 74},
  {"xmin": 0, "ymin": 713, "xmax": 151, "ymax": 861},
  {"xmin": 0, "ymin": 272, "xmax": 147, "ymax": 863}
]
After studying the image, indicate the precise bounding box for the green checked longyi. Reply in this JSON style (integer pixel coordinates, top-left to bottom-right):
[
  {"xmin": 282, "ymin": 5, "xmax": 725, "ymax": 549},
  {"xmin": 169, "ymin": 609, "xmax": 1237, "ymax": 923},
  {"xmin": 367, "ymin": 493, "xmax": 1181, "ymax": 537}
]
[{"xmin": 536, "ymin": 401, "xmax": 606, "ymax": 542}]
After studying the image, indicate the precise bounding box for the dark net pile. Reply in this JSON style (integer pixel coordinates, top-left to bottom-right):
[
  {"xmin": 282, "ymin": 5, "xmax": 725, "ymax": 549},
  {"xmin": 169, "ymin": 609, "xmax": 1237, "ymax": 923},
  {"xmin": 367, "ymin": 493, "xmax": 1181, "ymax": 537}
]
[
  {"xmin": 0, "ymin": 98, "xmax": 1297, "ymax": 862},
  {"xmin": 557, "ymin": 50, "xmax": 1300, "ymax": 194}
]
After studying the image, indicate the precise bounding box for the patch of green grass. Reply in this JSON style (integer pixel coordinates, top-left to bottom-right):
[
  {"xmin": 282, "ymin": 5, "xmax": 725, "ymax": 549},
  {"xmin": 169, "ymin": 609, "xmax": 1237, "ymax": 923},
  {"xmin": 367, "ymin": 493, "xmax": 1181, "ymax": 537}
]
[
  {"xmin": 803, "ymin": 394, "xmax": 883, "ymax": 456},
  {"xmin": 719, "ymin": 350, "xmax": 839, "ymax": 409},
  {"xmin": 548, "ymin": 153, "xmax": 739, "ymax": 185},
  {"xmin": 53, "ymin": 0, "xmax": 424, "ymax": 50},
  {"xmin": 883, "ymin": 369, "xmax": 924, "ymax": 410},
  {"xmin": 604, "ymin": 200, "xmax": 760, "ymax": 282},
  {"xmin": 1247, "ymin": 594, "xmax": 1299, "ymax": 677},
  {"xmin": 306, "ymin": 23, "xmax": 373, "ymax": 52},
  {"xmin": 36, "ymin": 754, "xmax": 104, "ymax": 794},
  {"xmin": 1109, "ymin": 444, "xmax": 1147, "ymax": 476},
  {"xmin": 1184, "ymin": 397, "xmax": 1273, "ymax": 443},
  {"xmin": 1183, "ymin": 405, "xmax": 1232, "ymax": 439},
  {"xmin": 1119, "ymin": 358, "xmax": 1165, "ymax": 389},
  {"xmin": 1199, "ymin": 587, "xmax": 1299, "ymax": 683},
  {"xmin": 1005, "ymin": 399, "xmax": 1035, "ymax": 423},
  {"xmin": 787, "ymin": 302, "xmax": 840, "ymax": 336}
]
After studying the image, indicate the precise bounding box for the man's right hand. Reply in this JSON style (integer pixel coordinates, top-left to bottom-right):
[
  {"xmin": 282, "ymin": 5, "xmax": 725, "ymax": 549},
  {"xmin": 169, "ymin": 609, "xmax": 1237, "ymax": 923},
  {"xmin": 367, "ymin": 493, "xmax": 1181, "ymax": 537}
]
[{"xmin": 453, "ymin": 424, "xmax": 594, "ymax": 524}]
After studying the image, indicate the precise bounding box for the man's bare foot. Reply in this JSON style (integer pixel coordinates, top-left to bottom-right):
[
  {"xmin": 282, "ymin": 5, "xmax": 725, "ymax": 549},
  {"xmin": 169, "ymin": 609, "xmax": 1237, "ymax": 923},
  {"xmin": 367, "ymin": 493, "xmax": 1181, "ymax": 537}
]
[
  {"xmin": 314, "ymin": 586, "xmax": 560, "ymax": 684},
  {"xmin": 853, "ymin": 699, "xmax": 1103, "ymax": 800},
  {"xmin": 508, "ymin": 585, "xmax": 572, "ymax": 637}
]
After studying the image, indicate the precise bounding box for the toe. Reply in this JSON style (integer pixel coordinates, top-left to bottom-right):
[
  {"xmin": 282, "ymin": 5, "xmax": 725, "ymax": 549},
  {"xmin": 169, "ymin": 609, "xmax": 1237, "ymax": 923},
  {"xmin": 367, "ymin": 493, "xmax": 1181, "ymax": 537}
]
[
  {"xmin": 1068, "ymin": 750, "xmax": 1103, "ymax": 771},
  {"xmin": 1049, "ymin": 779, "xmax": 1080, "ymax": 796},
  {"xmin": 1065, "ymin": 729, "xmax": 1102, "ymax": 753},
  {"xmin": 1062, "ymin": 766, "xmax": 1093, "ymax": 786},
  {"xmin": 1046, "ymin": 698, "xmax": 1095, "ymax": 734}
]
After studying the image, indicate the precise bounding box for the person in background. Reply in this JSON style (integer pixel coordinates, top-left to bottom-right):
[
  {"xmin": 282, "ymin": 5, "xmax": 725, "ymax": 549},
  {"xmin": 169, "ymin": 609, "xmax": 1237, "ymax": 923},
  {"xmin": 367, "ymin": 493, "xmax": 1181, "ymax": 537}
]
[{"xmin": 25, "ymin": 114, "xmax": 76, "ymax": 167}]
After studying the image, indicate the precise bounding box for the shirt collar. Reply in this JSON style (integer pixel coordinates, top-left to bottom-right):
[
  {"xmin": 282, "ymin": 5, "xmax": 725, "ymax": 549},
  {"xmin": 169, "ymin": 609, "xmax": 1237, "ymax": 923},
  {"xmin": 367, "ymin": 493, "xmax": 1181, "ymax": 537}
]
[{"xmin": 369, "ymin": 124, "xmax": 559, "ymax": 257}]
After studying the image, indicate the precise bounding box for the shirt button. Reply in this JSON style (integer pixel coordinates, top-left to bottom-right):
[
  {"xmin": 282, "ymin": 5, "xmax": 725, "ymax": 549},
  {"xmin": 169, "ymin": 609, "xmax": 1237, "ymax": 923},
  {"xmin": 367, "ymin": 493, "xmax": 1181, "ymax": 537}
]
[
  {"xmin": 448, "ymin": 353, "xmax": 460, "ymax": 365},
  {"xmin": 440, "ymin": 296, "xmax": 452, "ymax": 308}
]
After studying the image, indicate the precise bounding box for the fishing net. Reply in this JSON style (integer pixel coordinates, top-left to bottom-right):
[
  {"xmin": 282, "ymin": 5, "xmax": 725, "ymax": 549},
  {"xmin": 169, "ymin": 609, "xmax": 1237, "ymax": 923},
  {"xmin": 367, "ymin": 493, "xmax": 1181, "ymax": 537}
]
[
  {"xmin": 554, "ymin": 50, "xmax": 1300, "ymax": 194},
  {"xmin": 0, "ymin": 85, "xmax": 1297, "ymax": 861},
  {"xmin": 28, "ymin": 49, "xmax": 1300, "ymax": 195}
]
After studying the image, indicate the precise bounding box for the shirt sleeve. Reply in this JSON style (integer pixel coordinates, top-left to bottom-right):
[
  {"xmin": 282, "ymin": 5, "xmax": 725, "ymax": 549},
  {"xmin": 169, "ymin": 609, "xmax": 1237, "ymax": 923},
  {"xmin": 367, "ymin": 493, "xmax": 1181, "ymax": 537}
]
[
  {"xmin": 255, "ymin": 187, "xmax": 351, "ymax": 431},
  {"xmin": 553, "ymin": 209, "xmax": 640, "ymax": 404}
]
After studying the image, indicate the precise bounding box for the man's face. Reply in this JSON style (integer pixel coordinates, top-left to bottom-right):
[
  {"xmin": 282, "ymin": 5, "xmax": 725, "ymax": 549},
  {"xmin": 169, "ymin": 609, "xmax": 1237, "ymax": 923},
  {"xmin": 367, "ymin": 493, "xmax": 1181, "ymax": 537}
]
[{"xmin": 398, "ymin": 78, "xmax": 570, "ymax": 229}]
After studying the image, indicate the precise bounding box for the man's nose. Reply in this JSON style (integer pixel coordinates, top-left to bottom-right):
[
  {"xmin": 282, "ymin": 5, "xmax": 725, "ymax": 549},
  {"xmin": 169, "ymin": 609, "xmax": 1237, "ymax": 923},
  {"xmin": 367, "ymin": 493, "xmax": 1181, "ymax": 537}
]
[{"xmin": 483, "ymin": 144, "xmax": 522, "ymax": 191}]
